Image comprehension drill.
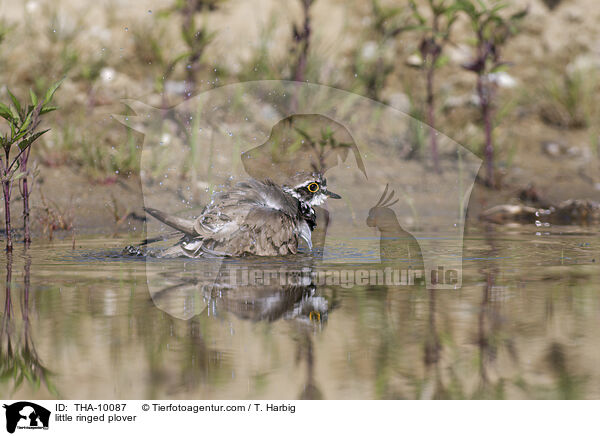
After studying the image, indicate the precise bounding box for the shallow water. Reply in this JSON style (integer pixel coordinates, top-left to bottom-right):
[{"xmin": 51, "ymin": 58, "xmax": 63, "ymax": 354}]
[{"xmin": 1, "ymin": 225, "xmax": 600, "ymax": 399}]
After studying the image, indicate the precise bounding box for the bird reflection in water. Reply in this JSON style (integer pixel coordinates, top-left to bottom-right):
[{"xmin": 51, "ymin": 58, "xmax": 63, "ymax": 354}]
[{"xmin": 146, "ymin": 257, "xmax": 331, "ymax": 399}]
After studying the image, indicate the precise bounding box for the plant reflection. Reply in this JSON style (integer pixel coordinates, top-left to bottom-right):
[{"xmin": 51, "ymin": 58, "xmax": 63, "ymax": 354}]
[{"xmin": 0, "ymin": 253, "xmax": 56, "ymax": 396}]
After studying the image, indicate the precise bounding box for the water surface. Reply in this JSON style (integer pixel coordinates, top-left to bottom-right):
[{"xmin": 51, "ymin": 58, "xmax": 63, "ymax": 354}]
[{"xmin": 1, "ymin": 225, "xmax": 599, "ymax": 399}]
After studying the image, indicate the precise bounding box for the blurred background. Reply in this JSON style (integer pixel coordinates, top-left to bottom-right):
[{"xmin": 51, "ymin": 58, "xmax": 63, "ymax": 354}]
[{"xmin": 0, "ymin": 0, "xmax": 598, "ymax": 231}]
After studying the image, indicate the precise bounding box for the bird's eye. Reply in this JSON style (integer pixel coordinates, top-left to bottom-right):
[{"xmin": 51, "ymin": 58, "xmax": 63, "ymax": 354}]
[{"xmin": 307, "ymin": 182, "xmax": 320, "ymax": 193}]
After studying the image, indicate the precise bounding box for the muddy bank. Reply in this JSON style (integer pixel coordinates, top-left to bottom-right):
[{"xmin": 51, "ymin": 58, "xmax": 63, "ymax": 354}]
[
  {"xmin": 1, "ymin": 166, "xmax": 145, "ymax": 238},
  {"xmin": 6, "ymin": 145, "xmax": 598, "ymax": 241}
]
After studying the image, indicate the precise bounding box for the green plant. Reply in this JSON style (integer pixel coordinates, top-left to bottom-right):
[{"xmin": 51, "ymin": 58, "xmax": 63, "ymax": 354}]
[
  {"xmin": 352, "ymin": 0, "xmax": 415, "ymax": 101},
  {"xmin": 408, "ymin": 0, "xmax": 459, "ymax": 173},
  {"xmin": 237, "ymin": 14, "xmax": 281, "ymax": 81},
  {"xmin": 0, "ymin": 19, "xmax": 14, "ymax": 47},
  {"xmin": 457, "ymin": 0, "xmax": 527, "ymax": 187},
  {"xmin": 158, "ymin": 0, "xmax": 223, "ymax": 100},
  {"xmin": 130, "ymin": 21, "xmax": 172, "ymax": 94},
  {"xmin": 76, "ymin": 128, "xmax": 141, "ymax": 181},
  {"xmin": 0, "ymin": 80, "xmax": 61, "ymax": 250}
]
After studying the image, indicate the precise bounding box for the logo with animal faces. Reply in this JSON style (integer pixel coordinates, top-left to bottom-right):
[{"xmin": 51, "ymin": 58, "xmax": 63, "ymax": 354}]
[
  {"xmin": 115, "ymin": 81, "xmax": 481, "ymax": 319},
  {"xmin": 2, "ymin": 402, "xmax": 50, "ymax": 434}
]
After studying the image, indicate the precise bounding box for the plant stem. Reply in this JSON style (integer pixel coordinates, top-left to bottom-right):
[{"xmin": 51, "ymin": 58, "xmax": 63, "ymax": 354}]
[
  {"xmin": 291, "ymin": 0, "xmax": 313, "ymax": 112},
  {"xmin": 20, "ymin": 149, "xmax": 31, "ymax": 245},
  {"xmin": 477, "ymin": 74, "xmax": 494, "ymax": 187},
  {"xmin": 4, "ymin": 251, "xmax": 12, "ymax": 316},
  {"xmin": 426, "ymin": 64, "xmax": 440, "ymax": 173},
  {"xmin": 2, "ymin": 178, "xmax": 12, "ymax": 252},
  {"xmin": 293, "ymin": 0, "xmax": 312, "ymax": 83}
]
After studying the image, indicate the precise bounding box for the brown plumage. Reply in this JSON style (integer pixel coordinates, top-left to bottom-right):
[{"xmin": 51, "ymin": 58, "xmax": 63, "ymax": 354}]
[{"xmin": 145, "ymin": 174, "xmax": 340, "ymax": 258}]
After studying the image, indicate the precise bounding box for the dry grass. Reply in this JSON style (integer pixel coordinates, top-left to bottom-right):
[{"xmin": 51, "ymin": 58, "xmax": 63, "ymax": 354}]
[
  {"xmin": 539, "ymin": 70, "xmax": 598, "ymax": 129},
  {"xmin": 34, "ymin": 191, "xmax": 74, "ymax": 240}
]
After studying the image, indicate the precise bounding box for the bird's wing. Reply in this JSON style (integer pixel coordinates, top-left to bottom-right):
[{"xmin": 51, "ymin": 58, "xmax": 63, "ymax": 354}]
[
  {"xmin": 193, "ymin": 179, "xmax": 299, "ymax": 237},
  {"xmin": 147, "ymin": 179, "xmax": 304, "ymax": 257},
  {"xmin": 195, "ymin": 204, "xmax": 300, "ymax": 256}
]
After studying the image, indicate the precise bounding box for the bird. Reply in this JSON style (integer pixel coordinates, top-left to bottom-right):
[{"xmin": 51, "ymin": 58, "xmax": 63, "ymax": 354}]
[{"xmin": 144, "ymin": 171, "xmax": 341, "ymax": 258}]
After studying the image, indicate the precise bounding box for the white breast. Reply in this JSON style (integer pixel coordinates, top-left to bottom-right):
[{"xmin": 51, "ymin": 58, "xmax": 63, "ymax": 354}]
[{"xmin": 298, "ymin": 220, "xmax": 313, "ymax": 250}]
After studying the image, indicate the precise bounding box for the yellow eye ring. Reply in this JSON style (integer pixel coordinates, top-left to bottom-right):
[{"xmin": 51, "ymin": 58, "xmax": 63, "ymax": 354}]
[{"xmin": 308, "ymin": 183, "xmax": 320, "ymax": 193}]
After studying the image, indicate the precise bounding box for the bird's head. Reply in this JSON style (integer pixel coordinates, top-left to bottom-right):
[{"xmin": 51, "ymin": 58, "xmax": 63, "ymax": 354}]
[{"xmin": 283, "ymin": 172, "xmax": 341, "ymax": 207}]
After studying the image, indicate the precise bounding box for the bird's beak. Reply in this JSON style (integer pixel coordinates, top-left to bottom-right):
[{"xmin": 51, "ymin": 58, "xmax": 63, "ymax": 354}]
[{"xmin": 324, "ymin": 189, "xmax": 341, "ymax": 199}]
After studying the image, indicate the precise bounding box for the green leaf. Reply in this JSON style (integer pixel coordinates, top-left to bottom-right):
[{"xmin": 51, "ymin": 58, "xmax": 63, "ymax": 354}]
[
  {"xmin": 0, "ymin": 102, "xmax": 13, "ymax": 122},
  {"xmin": 43, "ymin": 78, "xmax": 64, "ymax": 105},
  {"xmin": 12, "ymin": 129, "xmax": 28, "ymax": 143},
  {"xmin": 490, "ymin": 61, "xmax": 509, "ymax": 72},
  {"xmin": 14, "ymin": 372, "xmax": 24, "ymax": 391},
  {"xmin": 435, "ymin": 54, "xmax": 450, "ymax": 68},
  {"xmin": 19, "ymin": 110, "xmax": 33, "ymax": 133},
  {"xmin": 456, "ymin": 0, "xmax": 477, "ymax": 17},
  {"xmin": 6, "ymin": 89, "xmax": 21, "ymax": 116},
  {"xmin": 168, "ymin": 51, "xmax": 194, "ymax": 71},
  {"xmin": 46, "ymin": 380, "xmax": 59, "ymax": 397},
  {"xmin": 490, "ymin": 2, "xmax": 508, "ymax": 14},
  {"xmin": 10, "ymin": 170, "xmax": 26, "ymax": 181},
  {"xmin": 29, "ymin": 89, "xmax": 38, "ymax": 106},
  {"xmin": 510, "ymin": 8, "xmax": 528, "ymax": 21},
  {"xmin": 19, "ymin": 129, "xmax": 49, "ymax": 151},
  {"xmin": 40, "ymin": 106, "xmax": 58, "ymax": 115},
  {"xmin": 9, "ymin": 104, "xmax": 19, "ymax": 123},
  {"xmin": 409, "ymin": 0, "xmax": 426, "ymax": 25}
]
